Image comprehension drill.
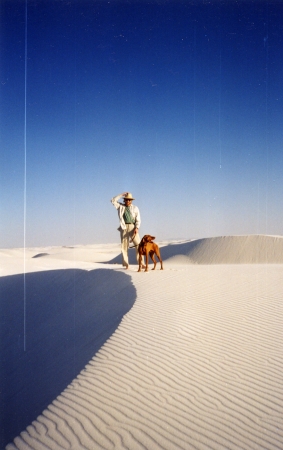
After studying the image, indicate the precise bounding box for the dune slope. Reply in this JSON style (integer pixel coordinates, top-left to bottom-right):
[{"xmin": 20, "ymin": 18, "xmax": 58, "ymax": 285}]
[
  {"xmin": 1, "ymin": 269, "xmax": 136, "ymax": 448},
  {"xmin": 6, "ymin": 265, "xmax": 283, "ymax": 450},
  {"xmin": 162, "ymin": 234, "xmax": 283, "ymax": 264}
]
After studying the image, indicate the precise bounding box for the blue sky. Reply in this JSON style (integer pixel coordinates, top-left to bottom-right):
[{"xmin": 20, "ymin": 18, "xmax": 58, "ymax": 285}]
[{"xmin": 1, "ymin": 0, "xmax": 283, "ymax": 248}]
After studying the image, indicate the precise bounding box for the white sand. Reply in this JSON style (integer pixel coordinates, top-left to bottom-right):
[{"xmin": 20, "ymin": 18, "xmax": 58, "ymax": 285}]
[
  {"xmin": 0, "ymin": 243, "xmax": 121, "ymax": 277},
  {"xmin": 2, "ymin": 235, "xmax": 283, "ymax": 449}
]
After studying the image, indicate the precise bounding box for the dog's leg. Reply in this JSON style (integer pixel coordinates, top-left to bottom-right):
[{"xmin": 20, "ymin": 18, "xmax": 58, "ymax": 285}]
[
  {"xmin": 138, "ymin": 253, "xmax": 142, "ymax": 272},
  {"xmin": 145, "ymin": 251, "xmax": 149, "ymax": 271},
  {"xmin": 149, "ymin": 251, "xmax": 157, "ymax": 270},
  {"xmin": 156, "ymin": 249, "xmax": 163, "ymax": 270}
]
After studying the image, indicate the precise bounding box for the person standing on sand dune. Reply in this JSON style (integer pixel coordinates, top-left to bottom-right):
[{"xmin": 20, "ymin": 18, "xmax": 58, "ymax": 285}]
[{"xmin": 111, "ymin": 192, "xmax": 145, "ymax": 269}]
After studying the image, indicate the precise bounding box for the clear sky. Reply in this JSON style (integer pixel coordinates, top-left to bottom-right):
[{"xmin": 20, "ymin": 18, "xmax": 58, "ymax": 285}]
[{"xmin": 1, "ymin": 0, "xmax": 283, "ymax": 248}]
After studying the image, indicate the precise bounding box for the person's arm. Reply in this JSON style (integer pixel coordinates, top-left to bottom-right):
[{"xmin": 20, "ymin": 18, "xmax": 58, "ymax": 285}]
[{"xmin": 110, "ymin": 192, "xmax": 127, "ymax": 209}]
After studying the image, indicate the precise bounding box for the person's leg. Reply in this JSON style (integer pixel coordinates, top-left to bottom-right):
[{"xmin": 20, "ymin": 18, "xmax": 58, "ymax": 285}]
[
  {"xmin": 120, "ymin": 224, "xmax": 133, "ymax": 268},
  {"xmin": 120, "ymin": 228, "xmax": 129, "ymax": 267}
]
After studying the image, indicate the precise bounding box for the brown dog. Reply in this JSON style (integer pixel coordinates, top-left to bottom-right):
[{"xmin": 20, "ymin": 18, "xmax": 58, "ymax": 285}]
[{"xmin": 138, "ymin": 235, "xmax": 163, "ymax": 272}]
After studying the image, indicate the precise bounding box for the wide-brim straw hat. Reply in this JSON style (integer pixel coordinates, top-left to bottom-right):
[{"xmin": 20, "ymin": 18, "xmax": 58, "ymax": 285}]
[{"xmin": 124, "ymin": 192, "xmax": 135, "ymax": 200}]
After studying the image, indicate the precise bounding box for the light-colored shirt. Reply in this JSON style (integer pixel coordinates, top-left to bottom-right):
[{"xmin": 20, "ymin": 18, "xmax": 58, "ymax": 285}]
[{"xmin": 111, "ymin": 193, "xmax": 141, "ymax": 230}]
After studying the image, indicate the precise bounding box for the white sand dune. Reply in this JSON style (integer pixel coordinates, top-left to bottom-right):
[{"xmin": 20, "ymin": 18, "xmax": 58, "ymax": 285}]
[
  {"xmin": 108, "ymin": 234, "xmax": 283, "ymax": 266},
  {"xmin": 159, "ymin": 234, "xmax": 283, "ymax": 264},
  {"xmin": 2, "ymin": 235, "xmax": 283, "ymax": 449},
  {"xmin": 0, "ymin": 244, "xmax": 120, "ymax": 277}
]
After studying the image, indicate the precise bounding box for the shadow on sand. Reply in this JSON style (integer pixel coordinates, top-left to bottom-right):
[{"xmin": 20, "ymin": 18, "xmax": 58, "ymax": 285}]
[{"xmin": 0, "ymin": 268, "xmax": 136, "ymax": 448}]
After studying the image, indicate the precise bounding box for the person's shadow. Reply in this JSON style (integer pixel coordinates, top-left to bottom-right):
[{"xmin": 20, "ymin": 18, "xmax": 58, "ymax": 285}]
[{"xmin": 0, "ymin": 268, "xmax": 136, "ymax": 448}]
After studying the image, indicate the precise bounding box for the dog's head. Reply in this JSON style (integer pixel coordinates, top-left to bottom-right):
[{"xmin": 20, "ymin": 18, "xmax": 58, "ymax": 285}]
[{"xmin": 142, "ymin": 235, "xmax": 155, "ymax": 243}]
